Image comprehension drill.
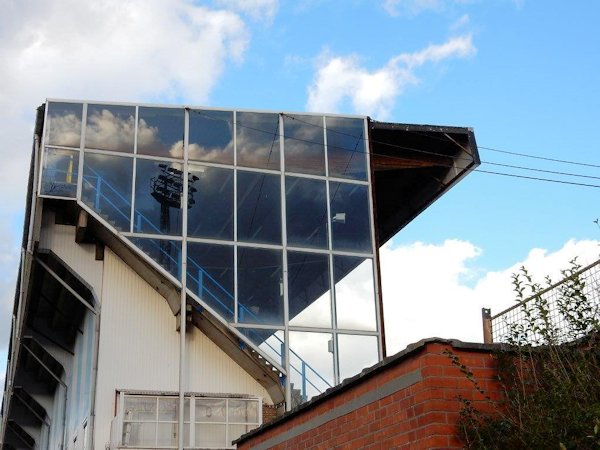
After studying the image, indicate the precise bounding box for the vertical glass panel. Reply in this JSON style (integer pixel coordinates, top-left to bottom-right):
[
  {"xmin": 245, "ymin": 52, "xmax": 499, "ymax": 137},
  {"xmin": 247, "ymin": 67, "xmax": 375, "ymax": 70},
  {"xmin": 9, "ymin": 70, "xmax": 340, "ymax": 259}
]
[
  {"xmin": 41, "ymin": 148, "xmax": 79, "ymax": 198},
  {"xmin": 239, "ymin": 328, "xmax": 285, "ymax": 367},
  {"xmin": 326, "ymin": 117, "xmax": 367, "ymax": 180},
  {"xmin": 157, "ymin": 422, "xmax": 177, "ymax": 447},
  {"xmin": 82, "ymin": 153, "xmax": 132, "ymax": 231},
  {"xmin": 137, "ymin": 107, "xmax": 184, "ymax": 158},
  {"xmin": 337, "ymin": 334, "xmax": 378, "ymax": 381},
  {"xmin": 284, "ymin": 114, "xmax": 325, "ymax": 175},
  {"xmin": 187, "ymin": 165, "xmax": 233, "ymax": 240},
  {"xmin": 288, "ymin": 251, "xmax": 331, "ymax": 328},
  {"xmin": 129, "ymin": 237, "xmax": 182, "ymax": 280},
  {"xmin": 158, "ymin": 397, "xmax": 178, "ymax": 421},
  {"xmin": 237, "ymin": 171, "xmax": 281, "ymax": 245},
  {"xmin": 45, "ymin": 102, "xmax": 82, "ymax": 147},
  {"xmin": 228, "ymin": 400, "xmax": 259, "ymax": 423},
  {"xmin": 195, "ymin": 424, "xmax": 226, "ymax": 448},
  {"xmin": 195, "ymin": 399, "xmax": 226, "ymax": 423},
  {"xmin": 189, "ymin": 109, "xmax": 234, "ymax": 164},
  {"xmin": 289, "ymin": 331, "xmax": 334, "ymax": 407},
  {"xmin": 124, "ymin": 396, "xmax": 157, "ymax": 420},
  {"xmin": 236, "ymin": 112, "xmax": 280, "ymax": 170},
  {"xmin": 285, "ymin": 177, "xmax": 328, "ymax": 249},
  {"xmin": 329, "ymin": 182, "xmax": 372, "ymax": 253},
  {"xmin": 85, "ymin": 104, "xmax": 135, "ymax": 153},
  {"xmin": 134, "ymin": 159, "xmax": 183, "ymax": 235},
  {"xmin": 123, "ymin": 422, "xmax": 156, "ymax": 447},
  {"xmin": 238, "ymin": 247, "xmax": 283, "ymax": 326},
  {"xmin": 187, "ymin": 243, "xmax": 234, "ymax": 321},
  {"xmin": 334, "ymin": 256, "xmax": 377, "ymax": 331},
  {"xmin": 230, "ymin": 424, "xmax": 252, "ymax": 443}
]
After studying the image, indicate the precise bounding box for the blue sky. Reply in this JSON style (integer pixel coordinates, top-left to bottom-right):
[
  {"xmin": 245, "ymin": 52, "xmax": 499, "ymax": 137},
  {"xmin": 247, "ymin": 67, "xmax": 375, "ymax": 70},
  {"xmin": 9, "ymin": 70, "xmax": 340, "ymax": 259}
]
[{"xmin": 0, "ymin": 0, "xmax": 599, "ymax": 357}]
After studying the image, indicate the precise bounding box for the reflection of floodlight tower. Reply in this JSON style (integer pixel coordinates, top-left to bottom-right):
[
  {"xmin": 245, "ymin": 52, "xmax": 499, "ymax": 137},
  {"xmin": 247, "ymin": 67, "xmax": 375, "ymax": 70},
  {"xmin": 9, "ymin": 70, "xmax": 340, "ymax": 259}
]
[{"xmin": 150, "ymin": 163, "xmax": 198, "ymax": 268}]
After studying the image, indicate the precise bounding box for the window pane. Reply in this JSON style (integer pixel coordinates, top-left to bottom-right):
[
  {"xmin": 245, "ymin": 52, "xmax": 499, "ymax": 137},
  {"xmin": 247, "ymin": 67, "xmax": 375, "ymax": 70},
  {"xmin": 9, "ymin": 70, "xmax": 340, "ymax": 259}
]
[
  {"xmin": 137, "ymin": 107, "xmax": 184, "ymax": 158},
  {"xmin": 284, "ymin": 114, "xmax": 325, "ymax": 175},
  {"xmin": 187, "ymin": 243, "xmax": 234, "ymax": 321},
  {"xmin": 237, "ymin": 112, "xmax": 280, "ymax": 170},
  {"xmin": 157, "ymin": 422, "xmax": 178, "ymax": 447},
  {"xmin": 228, "ymin": 400, "xmax": 258, "ymax": 423},
  {"xmin": 334, "ymin": 256, "xmax": 376, "ymax": 331},
  {"xmin": 289, "ymin": 331, "xmax": 334, "ymax": 408},
  {"xmin": 158, "ymin": 397, "xmax": 178, "ymax": 421},
  {"xmin": 238, "ymin": 248, "xmax": 283, "ymax": 326},
  {"xmin": 285, "ymin": 177, "xmax": 327, "ymax": 249},
  {"xmin": 85, "ymin": 104, "xmax": 135, "ymax": 153},
  {"xmin": 237, "ymin": 171, "xmax": 281, "ymax": 245},
  {"xmin": 46, "ymin": 102, "xmax": 82, "ymax": 147},
  {"xmin": 134, "ymin": 159, "xmax": 183, "ymax": 235},
  {"xmin": 129, "ymin": 237, "xmax": 181, "ymax": 280},
  {"xmin": 187, "ymin": 165, "xmax": 233, "ymax": 240},
  {"xmin": 229, "ymin": 424, "xmax": 252, "ymax": 443},
  {"xmin": 195, "ymin": 423, "xmax": 226, "ymax": 448},
  {"xmin": 124, "ymin": 396, "xmax": 157, "ymax": 421},
  {"xmin": 329, "ymin": 182, "xmax": 372, "ymax": 253},
  {"xmin": 82, "ymin": 153, "xmax": 132, "ymax": 231},
  {"xmin": 338, "ymin": 334, "xmax": 378, "ymax": 381},
  {"xmin": 239, "ymin": 328, "xmax": 284, "ymax": 367},
  {"xmin": 195, "ymin": 399, "xmax": 226, "ymax": 423},
  {"xmin": 41, "ymin": 148, "xmax": 79, "ymax": 198},
  {"xmin": 123, "ymin": 422, "xmax": 156, "ymax": 447},
  {"xmin": 288, "ymin": 252, "xmax": 331, "ymax": 328},
  {"xmin": 326, "ymin": 117, "xmax": 367, "ymax": 180},
  {"xmin": 189, "ymin": 109, "xmax": 233, "ymax": 164}
]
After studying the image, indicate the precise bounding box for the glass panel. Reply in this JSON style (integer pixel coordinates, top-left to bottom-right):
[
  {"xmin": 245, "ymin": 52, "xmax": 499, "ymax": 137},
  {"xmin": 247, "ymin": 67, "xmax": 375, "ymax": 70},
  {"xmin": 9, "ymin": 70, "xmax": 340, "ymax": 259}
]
[
  {"xmin": 41, "ymin": 148, "xmax": 79, "ymax": 198},
  {"xmin": 334, "ymin": 256, "xmax": 377, "ymax": 331},
  {"xmin": 124, "ymin": 396, "xmax": 157, "ymax": 421},
  {"xmin": 228, "ymin": 399, "xmax": 258, "ymax": 423},
  {"xmin": 285, "ymin": 176, "xmax": 328, "ymax": 249},
  {"xmin": 229, "ymin": 424, "xmax": 252, "ymax": 443},
  {"xmin": 284, "ymin": 114, "xmax": 325, "ymax": 175},
  {"xmin": 288, "ymin": 252, "xmax": 331, "ymax": 328},
  {"xmin": 189, "ymin": 109, "xmax": 234, "ymax": 164},
  {"xmin": 289, "ymin": 331, "xmax": 334, "ymax": 407},
  {"xmin": 237, "ymin": 171, "xmax": 281, "ymax": 245},
  {"xmin": 238, "ymin": 247, "xmax": 283, "ymax": 326},
  {"xmin": 187, "ymin": 243, "xmax": 234, "ymax": 321},
  {"xmin": 85, "ymin": 104, "xmax": 135, "ymax": 153},
  {"xmin": 137, "ymin": 107, "xmax": 184, "ymax": 158},
  {"xmin": 187, "ymin": 165, "xmax": 233, "ymax": 240},
  {"xmin": 158, "ymin": 397, "xmax": 178, "ymax": 421},
  {"xmin": 82, "ymin": 153, "xmax": 132, "ymax": 231},
  {"xmin": 239, "ymin": 328, "xmax": 284, "ymax": 367},
  {"xmin": 157, "ymin": 422, "xmax": 177, "ymax": 447},
  {"xmin": 329, "ymin": 182, "xmax": 372, "ymax": 253},
  {"xmin": 195, "ymin": 423, "xmax": 226, "ymax": 448},
  {"xmin": 129, "ymin": 237, "xmax": 182, "ymax": 280},
  {"xmin": 338, "ymin": 334, "xmax": 379, "ymax": 382},
  {"xmin": 195, "ymin": 399, "xmax": 226, "ymax": 423},
  {"xmin": 45, "ymin": 102, "xmax": 82, "ymax": 147},
  {"xmin": 236, "ymin": 112, "xmax": 280, "ymax": 170},
  {"xmin": 123, "ymin": 422, "xmax": 156, "ymax": 447},
  {"xmin": 134, "ymin": 159, "xmax": 183, "ymax": 235},
  {"xmin": 326, "ymin": 117, "xmax": 367, "ymax": 180}
]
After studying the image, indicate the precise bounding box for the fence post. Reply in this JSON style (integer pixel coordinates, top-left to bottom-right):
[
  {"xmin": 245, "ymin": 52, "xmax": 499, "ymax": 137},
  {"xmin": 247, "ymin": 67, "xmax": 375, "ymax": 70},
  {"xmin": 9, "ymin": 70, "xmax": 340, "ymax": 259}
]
[{"xmin": 482, "ymin": 308, "xmax": 493, "ymax": 343}]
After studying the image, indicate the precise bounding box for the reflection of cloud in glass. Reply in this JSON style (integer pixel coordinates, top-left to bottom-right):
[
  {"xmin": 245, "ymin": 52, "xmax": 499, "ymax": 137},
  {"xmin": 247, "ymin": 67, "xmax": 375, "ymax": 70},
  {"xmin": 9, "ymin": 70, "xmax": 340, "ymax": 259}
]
[
  {"xmin": 47, "ymin": 113, "xmax": 82, "ymax": 147},
  {"xmin": 335, "ymin": 258, "xmax": 377, "ymax": 331},
  {"xmin": 137, "ymin": 108, "xmax": 184, "ymax": 159},
  {"xmin": 189, "ymin": 110, "xmax": 234, "ymax": 164},
  {"xmin": 237, "ymin": 112, "xmax": 280, "ymax": 170},
  {"xmin": 85, "ymin": 106, "xmax": 135, "ymax": 152},
  {"xmin": 284, "ymin": 115, "xmax": 325, "ymax": 175},
  {"xmin": 337, "ymin": 334, "xmax": 378, "ymax": 381},
  {"xmin": 289, "ymin": 290, "xmax": 331, "ymax": 327},
  {"xmin": 289, "ymin": 331, "xmax": 333, "ymax": 401}
]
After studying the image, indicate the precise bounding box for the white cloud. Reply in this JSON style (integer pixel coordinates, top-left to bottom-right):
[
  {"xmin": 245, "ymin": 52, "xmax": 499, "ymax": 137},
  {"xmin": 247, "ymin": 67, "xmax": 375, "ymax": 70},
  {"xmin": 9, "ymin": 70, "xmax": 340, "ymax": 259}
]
[
  {"xmin": 450, "ymin": 13, "xmax": 470, "ymax": 30},
  {"xmin": 216, "ymin": 0, "xmax": 279, "ymax": 20},
  {"xmin": 306, "ymin": 35, "xmax": 475, "ymax": 118},
  {"xmin": 383, "ymin": 0, "xmax": 461, "ymax": 16},
  {"xmin": 381, "ymin": 238, "xmax": 600, "ymax": 355}
]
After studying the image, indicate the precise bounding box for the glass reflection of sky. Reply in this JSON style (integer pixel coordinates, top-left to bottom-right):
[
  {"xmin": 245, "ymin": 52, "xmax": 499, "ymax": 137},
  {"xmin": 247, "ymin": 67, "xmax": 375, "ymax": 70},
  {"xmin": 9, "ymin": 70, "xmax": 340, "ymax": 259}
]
[
  {"xmin": 41, "ymin": 148, "xmax": 79, "ymax": 197},
  {"xmin": 237, "ymin": 112, "xmax": 280, "ymax": 170},
  {"xmin": 326, "ymin": 117, "xmax": 367, "ymax": 181},
  {"xmin": 289, "ymin": 331, "xmax": 333, "ymax": 405},
  {"xmin": 334, "ymin": 257, "xmax": 377, "ymax": 331},
  {"xmin": 237, "ymin": 171, "xmax": 281, "ymax": 245},
  {"xmin": 338, "ymin": 334, "xmax": 378, "ymax": 381},
  {"xmin": 46, "ymin": 102, "xmax": 83, "ymax": 147},
  {"xmin": 284, "ymin": 114, "xmax": 325, "ymax": 176},
  {"xmin": 285, "ymin": 177, "xmax": 328, "ymax": 249},
  {"xmin": 189, "ymin": 110, "xmax": 233, "ymax": 164},
  {"xmin": 85, "ymin": 104, "xmax": 135, "ymax": 153},
  {"xmin": 330, "ymin": 182, "xmax": 372, "ymax": 253},
  {"xmin": 137, "ymin": 107, "xmax": 184, "ymax": 159},
  {"xmin": 288, "ymin": 251, "xmax": 331, "ymax": 328},
  {"xmin": 129, "ymin": 237, "xmax": 182, "ymax": 280}
]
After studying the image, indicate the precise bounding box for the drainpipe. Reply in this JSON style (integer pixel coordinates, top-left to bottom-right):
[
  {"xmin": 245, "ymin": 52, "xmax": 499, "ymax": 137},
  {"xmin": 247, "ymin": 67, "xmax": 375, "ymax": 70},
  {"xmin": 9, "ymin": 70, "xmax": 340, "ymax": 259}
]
[{"xmin": 87, "ymin": 299, "xmax": 102, "ymax": 450}]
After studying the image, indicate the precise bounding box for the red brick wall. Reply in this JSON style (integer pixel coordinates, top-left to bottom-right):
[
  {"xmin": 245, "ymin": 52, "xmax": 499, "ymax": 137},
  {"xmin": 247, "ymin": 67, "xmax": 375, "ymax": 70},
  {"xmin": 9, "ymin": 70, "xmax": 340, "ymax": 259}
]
[{"xmin": 238, "ymin": 340, "xmax": 503, "ymax": 450}]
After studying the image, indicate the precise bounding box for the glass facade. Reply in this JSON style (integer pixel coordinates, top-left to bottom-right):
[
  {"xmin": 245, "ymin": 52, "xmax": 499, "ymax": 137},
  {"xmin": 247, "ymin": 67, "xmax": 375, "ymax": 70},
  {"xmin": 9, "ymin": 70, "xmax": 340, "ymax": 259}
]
[{"xmin": 40, "ymin": 101, "xmax": 381, "ymax": 406}]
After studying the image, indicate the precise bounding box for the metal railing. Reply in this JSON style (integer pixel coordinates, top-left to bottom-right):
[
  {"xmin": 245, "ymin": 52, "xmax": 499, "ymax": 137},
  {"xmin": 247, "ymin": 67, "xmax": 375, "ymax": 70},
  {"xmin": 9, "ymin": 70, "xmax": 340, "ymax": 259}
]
[{"xmin": 483, "ymin": 258, "xmax": 600, "ymax": 344}]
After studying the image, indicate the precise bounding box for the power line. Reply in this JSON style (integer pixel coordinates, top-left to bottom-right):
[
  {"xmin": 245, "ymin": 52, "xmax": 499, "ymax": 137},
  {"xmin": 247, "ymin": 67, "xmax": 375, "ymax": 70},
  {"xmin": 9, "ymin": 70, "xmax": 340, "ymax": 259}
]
[
  {"xmin": 479, "ymin": 146, "xmax": 600, "ymax": 169},
  {"xmin": 474, "ymin": 169, "xmax": 600, "ymax": 188}
]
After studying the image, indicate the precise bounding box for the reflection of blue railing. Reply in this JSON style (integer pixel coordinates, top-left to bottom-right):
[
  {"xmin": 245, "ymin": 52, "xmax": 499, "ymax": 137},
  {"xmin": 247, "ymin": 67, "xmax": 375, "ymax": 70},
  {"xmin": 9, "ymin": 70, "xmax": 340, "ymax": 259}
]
[{"xmin": 81, "ymin": 164, "xmax": 331, "ymax": 401}]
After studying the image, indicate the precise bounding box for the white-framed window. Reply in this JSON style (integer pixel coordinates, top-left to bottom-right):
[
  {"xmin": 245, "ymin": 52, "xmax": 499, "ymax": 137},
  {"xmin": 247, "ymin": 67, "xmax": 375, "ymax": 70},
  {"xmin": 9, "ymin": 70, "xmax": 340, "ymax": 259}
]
[{"xmin": 119, "ymin": 393, "xmax": 261, "ymax": 449}]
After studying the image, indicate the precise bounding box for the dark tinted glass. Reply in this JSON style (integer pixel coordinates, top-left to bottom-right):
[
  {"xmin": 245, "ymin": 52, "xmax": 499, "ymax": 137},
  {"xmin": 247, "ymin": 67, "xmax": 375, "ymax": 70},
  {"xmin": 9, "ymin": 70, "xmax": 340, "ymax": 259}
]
[
  {"xmin": 326, "ymin": 117, "xmax": 367, "ymax": 180},
  {"xmin": 187, "ymin": 166, "xmax": 233, "ymax": 240},
  {"xmin": 285, "ymin": 177, "xmax": 328, "ymax": 249},
  {"xmin": 329, "ymin": 182, "xmax": 371, "ymax": 252},
  {"xmin": 189, "ymin": 110, "xmax": 233, "ymax": 164},
  {"xmin": 236, "ymin": 112, "xmax": 280, "ymax": 170},
  {"xmin": 238, "ymin": 247, "xmax": 283, "ymax": 326},
  {"xmin": 82, "ymin": 153, "xmax": 133, "ymax": 231},
  {"xmin": 129, "ymin": 237, "xmax": 181, "ymax": 280},
  {"xmin": 46, "ymin": 102, "xmax": 82, "ymax": 147},
  {"xmin": 237, "ymin": 171, "xmax": 281, "ymax": 244},
  {"xmin": 85, "ymin": 104, "xmax": 135, "ymax": 153},
  {"xmin": 134, "ymin": 159, "xmax": 183, "ymax": 235},
  {"xmin": 333, "ymin": 256, "xmax": 376, "ymax": 331},
  {"xmin": 137, "ymin": 107, "xmax": 184, "ymax": 158},
  {"xmin": 287, "ymin": 251, "xmax": 331, "ymax": 328},
  {"xmin": 41, "ymin": 148, "xmax": 79, "ymax": 198},
  {"xmin": 284, "ymin": 115, "xmax": 325, "ymax": 175},
  {"xmin": 187, "ymin": 242, "xmax": 234, "ymax": 321}
]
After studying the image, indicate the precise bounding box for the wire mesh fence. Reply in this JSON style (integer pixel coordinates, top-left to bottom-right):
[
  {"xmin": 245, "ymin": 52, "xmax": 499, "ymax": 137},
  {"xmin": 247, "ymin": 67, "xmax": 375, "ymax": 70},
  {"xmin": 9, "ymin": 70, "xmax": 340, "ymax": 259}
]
[{"xmin": 487, "ymin": 258, "xmax": 600, "ymax": 344}]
